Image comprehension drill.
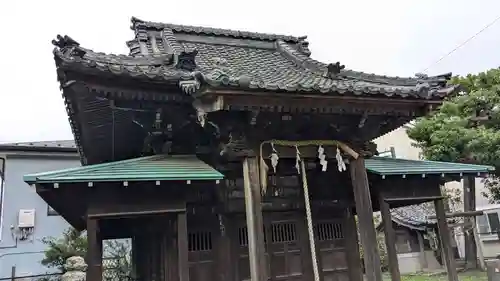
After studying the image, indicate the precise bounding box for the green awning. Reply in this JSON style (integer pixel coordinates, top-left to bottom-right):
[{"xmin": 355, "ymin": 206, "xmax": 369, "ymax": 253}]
[
  {"xmin": 24, "ymin": 155, "xmax": 224, "ymax": 184},
  {"xmin": 365, "ymin": 156, "xmax": 494, "ymax": 176},
  {"xmin": 24, "ymin": 154, "xmax": 493, "ymax": 184}
]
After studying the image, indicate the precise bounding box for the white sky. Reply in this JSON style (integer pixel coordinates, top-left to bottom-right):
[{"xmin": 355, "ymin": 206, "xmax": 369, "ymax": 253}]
[{"xmin": 0, "ymin": 0, "xmax": 499, "ymax": 142}]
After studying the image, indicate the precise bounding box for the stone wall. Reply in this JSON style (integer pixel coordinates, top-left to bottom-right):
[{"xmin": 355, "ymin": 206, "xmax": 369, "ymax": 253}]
[{"xmin": 61, "ymin": 256, "xmax": 86, "ymax": 281}]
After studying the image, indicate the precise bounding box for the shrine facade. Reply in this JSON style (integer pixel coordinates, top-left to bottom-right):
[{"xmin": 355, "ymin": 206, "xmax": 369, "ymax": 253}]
[{"xmin": 24, "ymin": 17, "xmax": 494, "ymax": 281}]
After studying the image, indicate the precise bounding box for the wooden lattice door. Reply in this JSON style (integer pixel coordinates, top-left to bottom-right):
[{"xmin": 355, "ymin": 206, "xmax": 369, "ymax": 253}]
[
  {"xmin": 187, "ymin": 214, "xmax": 217, "ymax": 281},
  {"xmin": 235, "ymin": 212, "xmax": 307, "ymax": 281},
  {"xmin": 313, "ymin": 219, "xmax": 349, "ymax": 281},
  {"xmin": 266, "ymin": 217, "xmax": 304, "ymax": 281}
]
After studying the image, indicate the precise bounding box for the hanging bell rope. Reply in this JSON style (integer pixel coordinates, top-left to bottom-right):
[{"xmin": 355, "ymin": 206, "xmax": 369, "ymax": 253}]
[{"xmin": 300, "ymin": 153, "xmax": 320, "ymax": 281}]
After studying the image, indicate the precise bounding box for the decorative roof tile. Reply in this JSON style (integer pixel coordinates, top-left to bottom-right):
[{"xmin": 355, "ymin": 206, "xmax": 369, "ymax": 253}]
[{"xmin": 390, "ymin": 202, "xmax": 437, "ymax": 229}]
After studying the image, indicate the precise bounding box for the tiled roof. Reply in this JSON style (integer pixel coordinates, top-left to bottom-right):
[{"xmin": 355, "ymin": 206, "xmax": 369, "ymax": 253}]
[
  {"xmin": 0, "ymin": 140, "xmax": 77, "ymax": 152},
  {"xmin": 52, "ymin": 17, "xmax": 457, "ymax": 99},
  {"xmin": 390, "ymin": 202, "xmax": 437, "ymax": 229},
  {"xmin": 24, "ymin": 154, "xmax": 224, "ymax": 184},
  {"xmin": 129, "ymin": 17, "xmax": 301, "ymax": 42}
]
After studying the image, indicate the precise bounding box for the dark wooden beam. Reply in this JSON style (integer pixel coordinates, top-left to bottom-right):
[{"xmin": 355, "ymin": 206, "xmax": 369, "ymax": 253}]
[
  {"xmin": 296, "ymin": 216, "xmax": 314, "ymax": 281},
  {"xmin": 350, "ymin": 157, "xmax": 382, "ymax": 281},
  {"xmin": 86, "ymin": 217, "xmax": 102, "ymax": 281},
  {"xmin": 383, "ymin": 196, "xmax": 443, "ymax": 202},
  {"xmin": 242, "ymin": 157, "xmax": 266, "ymax": 281},
  {"xmin": 208, "ymin": 89, "xmax": 444, "ymax": 106},
  {"xmin": 463, "ymin": 176, "xmax": 478, "ymax": 269},
  {"xmin": 434, "ymin": 198, "xmax": 459, "ymax": 281},
  {"xmin": 416, "ymin": 231, "xmax": 428, "ymax": 269},
  {"xmin": 379, "ymin": 196, "xmax": 401, "ymax": 281},
  {"xmin": 87, "ymin": 208, "xmax": 186, "ymax": 219},
  {"xmin": 427, "ymin": 210, "xmax": 484, "ymax": 220},
  {"xmin": 215, "ymin": 214, "xmax": 233, "ymax": 281},
  {"xmin": 263, "ymin": 217, "xmax": 275, "ymax": 280},
  {"xmin": 344, "ymin": 207, "xmax": 363, "ymax": 281},
  {"xmin": 177, "ymin": 212, "xmax": 189, "ymax": 281}
]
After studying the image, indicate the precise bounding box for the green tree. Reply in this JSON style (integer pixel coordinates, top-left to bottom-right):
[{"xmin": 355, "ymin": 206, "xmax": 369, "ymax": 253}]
[
  {"xmin": 356, "ymin": 214, "xmax": 388, "ymax": 271},
  {"xmin": 40, "ymin": 227, "xmax": 132, "ymax": 281},
  {"xmin": 408, "ymin": 68, "xmax": 500, "ymax": 202},
  {"xmin": 41, "ymin": 228, "xmax": 87, "ymax": 272}
]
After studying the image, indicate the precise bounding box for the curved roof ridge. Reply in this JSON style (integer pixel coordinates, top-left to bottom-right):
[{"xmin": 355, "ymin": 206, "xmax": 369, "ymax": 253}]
[
  {"xmin": 278, "ymin": 39, "xmax": 410, "ymax": 85},
  {"xmin": 275, "ymin": 39, "xmax": 451, "ymax": 87},
  {"xmin": 131, "ymin": 17, "xmax": 302, "ymax": 43},
  {"xmin": 81, "ymin": 48, "xmax": 174, "ymax": 66},
  {"xmin": 275, "ymin": 39, "xmax": 325, "ymax": 73},
  {"xmin": 52, "ymin": 45, "xmax": 190, "ymax": 85}
]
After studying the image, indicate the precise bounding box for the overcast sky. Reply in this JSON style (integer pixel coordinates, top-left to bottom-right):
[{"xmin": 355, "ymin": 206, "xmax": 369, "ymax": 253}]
[{"xmin": 0, "ymin": 0, "xmax": 499, "ymax": 143}]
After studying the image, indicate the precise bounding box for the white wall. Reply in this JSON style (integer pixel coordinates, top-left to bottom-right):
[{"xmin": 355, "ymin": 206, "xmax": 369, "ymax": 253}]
[
  {"xmin": 0, "ymin": 155, "xmax": 80, "ymax": 279},
  {"xmin": 374, "ymin": 126, "xmax": 421, "ymax": 161}
]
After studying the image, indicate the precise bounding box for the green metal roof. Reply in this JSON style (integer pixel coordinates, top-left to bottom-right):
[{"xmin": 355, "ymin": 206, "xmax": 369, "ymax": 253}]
[
  {"xmin": 24, "ymin": 155, "xmax": 224, "ymax": 184},
  {"xmin": 365, "ymin": 156, "xmax": 494, "ymax": 176}
]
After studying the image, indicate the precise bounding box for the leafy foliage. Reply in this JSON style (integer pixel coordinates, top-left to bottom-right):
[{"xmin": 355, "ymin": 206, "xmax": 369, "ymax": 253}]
[
  {"xmin": 41, "ymin": 228, "xmax": 87, "ymax": 272},
  {"xmin": 356, "ymin": 214, "xmax": 388, "ymax": 270},
  {"xmin": 40, "ymin": 227, "xmax": 132, "ymax": 281},
  {"xmin": 408, "ymin": 68, "xmax": 500, "ymax": 202},
  {"xmin": 102, "ymin": 240, "xmax": 132, "ymax": 281}
]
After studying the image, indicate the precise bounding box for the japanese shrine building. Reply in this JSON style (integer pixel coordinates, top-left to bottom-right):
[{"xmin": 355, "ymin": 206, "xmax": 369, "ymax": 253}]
[{"xmin": 24, "ymin": 17, "xmax": 494, "ymax": 281}]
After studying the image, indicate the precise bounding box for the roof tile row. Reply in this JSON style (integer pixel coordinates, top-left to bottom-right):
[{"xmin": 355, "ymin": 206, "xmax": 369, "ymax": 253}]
[{"xmin": 52, "ymin": 17, "xmax": 458, "ymax": 99}]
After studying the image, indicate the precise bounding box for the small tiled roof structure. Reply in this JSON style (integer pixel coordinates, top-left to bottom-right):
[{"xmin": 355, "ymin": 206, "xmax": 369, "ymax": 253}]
[
  {"xmin": 52, "ymin": 17, "xmax": 458, "ymax": 100},
  {"xmin": 390, "ymin": 202, "xmax": 437, "ymax": 230},
  {"xmin": 0, "ymin": 140, "xmax": 77, "ymax": 153}
]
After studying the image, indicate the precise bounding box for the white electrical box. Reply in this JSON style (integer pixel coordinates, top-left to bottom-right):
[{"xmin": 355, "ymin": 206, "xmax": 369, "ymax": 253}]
[{"xmin": 18, "ymin": 209, "xmax": 36, "ymax": 228}]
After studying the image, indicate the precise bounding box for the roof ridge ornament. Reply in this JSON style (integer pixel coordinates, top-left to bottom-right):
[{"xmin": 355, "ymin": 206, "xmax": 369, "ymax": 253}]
[
  {"xmin": 52, "ymin": 35, "xmax": 80, "ymax": 50},
  {"xmin": 297, "ymin": 36, "xmax": 311, "ymax": 57},
  {"xmin": 325, "ymin": 62, "xmax": 345, "ymax": 78},
  {"xmin": 179, "ymin": 76, "xmax": 201, "ymax": 95},
  {"xmin": 130, "ymin": 16, "xmax": 144, "ymax": 28},
  {"xmin": 52, "ymin": 35, "xmax": 87, "ymax": 59},
  {"xmin": 175, "ymin": 49, "xmax": 198, "ymax": 71},
  {"xmin": 415, "ymin": 72, "xmax": 453, "ymax": 96},
  {"xmin": 415, "ymin": 72, "xmax": 452, "ymax": 88}
]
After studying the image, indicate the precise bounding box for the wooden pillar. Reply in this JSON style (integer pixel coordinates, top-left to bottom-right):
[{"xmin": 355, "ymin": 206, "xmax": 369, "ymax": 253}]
[
  {"xmin": 349, "ymin": 157, "xmax": 382, "ymax": 281},
  {"xmin": 297, "ymin": 214, "xmax": 315, "ymax": 281},
  {"xmin": 434, "ymin": 198, "xmax": 459, "ymax": 281},
  {"xmin": 242, "ymin": 157, "xmax": 266, "ymax": 281},
  {"xmin": 252, "ymin": 167, "xmax": 267, "ymax": 281},
  {"xmin": 416, "ymin": 231, "xmax": 428, "ymax": 269},
  {"xmin": 86, "ymin": 217, "xmax": 102, "ymax": 281},
  {"xmin": 379, "ymin": 196, "xmax": 401, "ymax": 281},
  {"xmin": 344, "ymin": 207, "xmax": 363, "ymax": 281},
  {"xmin": 264, "ymin": 217, "xmax": 276, "ymax": 281},
  {"xmin": 131, "ymin": 234, "xmax": 139, "ymax": 280},
  {"xmin": 463, "ymin": 176, "xmax": 477, "ymax": 269},
  {"xmin": 178, "ymin": 212, "xmax": 189, "ymax": 281},
  {"xmin": 216, "ymin": 213, "xmax": 233, "ymax": 281}
]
